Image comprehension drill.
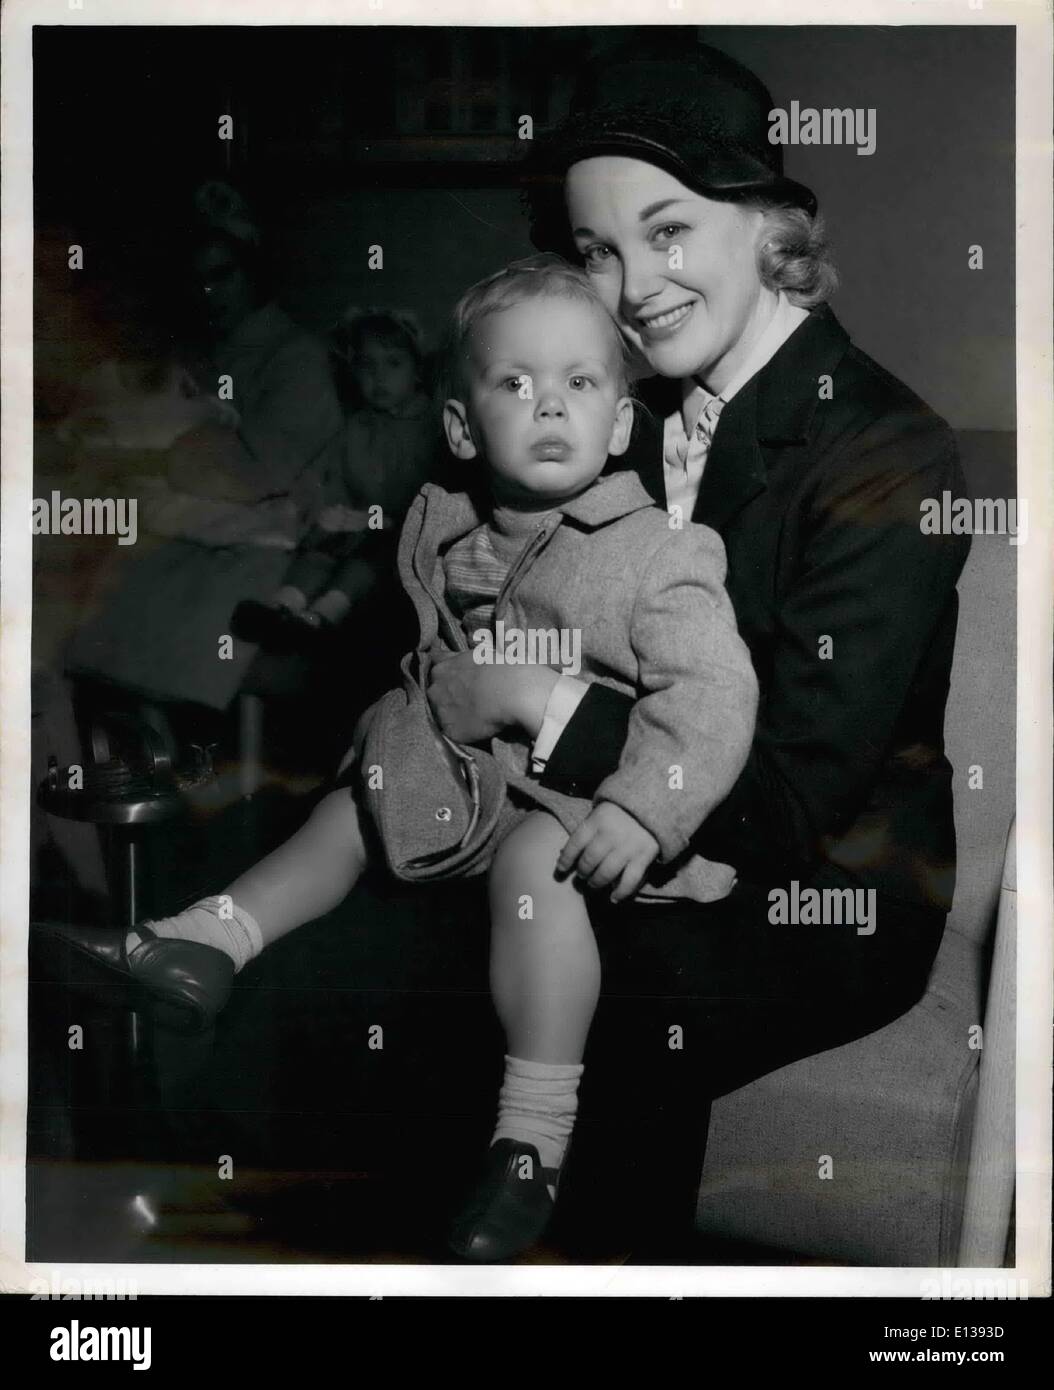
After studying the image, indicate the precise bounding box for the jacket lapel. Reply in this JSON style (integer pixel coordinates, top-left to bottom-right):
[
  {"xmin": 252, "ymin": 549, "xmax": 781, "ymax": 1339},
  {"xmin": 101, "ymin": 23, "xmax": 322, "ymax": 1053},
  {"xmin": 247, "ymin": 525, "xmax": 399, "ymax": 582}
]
[
  {"xmin": 691, "ymin": 383, "xmax": 768, "ymax": 533},
  {"xmin": 621, "ymin": 307, "xmax": 854, "ymax": 534}
]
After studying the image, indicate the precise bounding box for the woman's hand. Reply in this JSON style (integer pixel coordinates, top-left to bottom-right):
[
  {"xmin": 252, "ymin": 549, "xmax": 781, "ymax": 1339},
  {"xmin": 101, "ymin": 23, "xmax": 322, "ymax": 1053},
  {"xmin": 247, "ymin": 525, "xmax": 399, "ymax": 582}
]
[
  {"xmin": 557, "ymin": 801, "xmax": 660, "ymax": 903},
  {"xmin": 427, "ymin": 651, "xmax": 559, "ymax": 744}
]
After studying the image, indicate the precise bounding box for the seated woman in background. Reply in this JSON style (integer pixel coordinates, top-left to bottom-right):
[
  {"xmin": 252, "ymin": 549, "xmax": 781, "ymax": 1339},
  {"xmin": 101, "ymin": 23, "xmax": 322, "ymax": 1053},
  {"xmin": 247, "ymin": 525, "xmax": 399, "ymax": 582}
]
[
  {"xmin": 166, "ymin": 181, "xmax": 345, "ymax": 527},
  {"xmin": 60, "ymin": 184, "xmax": 348, "ymax": 724}
]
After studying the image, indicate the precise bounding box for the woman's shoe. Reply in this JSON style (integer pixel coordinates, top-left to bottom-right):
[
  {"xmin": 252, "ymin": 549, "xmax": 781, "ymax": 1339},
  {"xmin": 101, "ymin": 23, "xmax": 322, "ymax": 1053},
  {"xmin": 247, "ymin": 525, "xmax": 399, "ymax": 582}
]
[
  {"xmin": 446, "ymin": 1139, "xmax": 561, "ymax": 1262},
  {"xmin": 35, "ymin": 920, "xmax": 234, "ymax": 1034}
]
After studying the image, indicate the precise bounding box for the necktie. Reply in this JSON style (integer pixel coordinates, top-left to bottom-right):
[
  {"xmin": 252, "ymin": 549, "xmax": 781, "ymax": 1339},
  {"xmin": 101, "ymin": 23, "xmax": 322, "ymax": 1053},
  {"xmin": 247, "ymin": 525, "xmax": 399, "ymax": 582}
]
[{"xmin": 675, "ymin": 394, "xmax": 725, "ymax": 468}]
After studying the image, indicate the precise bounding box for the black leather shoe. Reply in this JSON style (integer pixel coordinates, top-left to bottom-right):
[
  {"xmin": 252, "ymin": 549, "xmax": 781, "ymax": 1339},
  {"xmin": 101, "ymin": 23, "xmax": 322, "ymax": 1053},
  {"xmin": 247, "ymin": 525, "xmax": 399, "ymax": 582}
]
[
  {"xmin": 446, "ymin": 1139, "xmax": 561, "ymax": 1262},
  {"xmin": 231, "ymin": 599, "xmax": 335, "ymax": 657},
  {"xmin": 36, "ymin": 921, "xmax": 234, "ymax": 1034},
  {"xmin": 230, "ymin": 599, "xmax": 289, "ymax": 646}
]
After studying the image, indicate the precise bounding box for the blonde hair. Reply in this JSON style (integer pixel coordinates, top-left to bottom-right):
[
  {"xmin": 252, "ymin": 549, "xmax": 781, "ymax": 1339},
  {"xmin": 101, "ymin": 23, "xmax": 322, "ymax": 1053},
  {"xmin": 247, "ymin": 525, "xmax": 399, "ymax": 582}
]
[
  {"xmin": 438, "ymin": 252, "xmax": 631, "ymax": 404},
  {"xmin": 753, "ymin": 205, "xmax": 838, "ymax": 308}
]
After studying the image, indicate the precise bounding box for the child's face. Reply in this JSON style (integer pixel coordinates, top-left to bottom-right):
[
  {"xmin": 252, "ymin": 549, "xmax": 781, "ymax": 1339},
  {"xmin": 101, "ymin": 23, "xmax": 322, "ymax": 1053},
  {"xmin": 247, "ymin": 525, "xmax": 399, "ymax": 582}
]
[
  {"xmin": 445, "ymin": 295, "xmax": 634, "ymax": 506},
  {"xmin": 350, "ymin": 336, "xmax": 418, "ymax": 413}
]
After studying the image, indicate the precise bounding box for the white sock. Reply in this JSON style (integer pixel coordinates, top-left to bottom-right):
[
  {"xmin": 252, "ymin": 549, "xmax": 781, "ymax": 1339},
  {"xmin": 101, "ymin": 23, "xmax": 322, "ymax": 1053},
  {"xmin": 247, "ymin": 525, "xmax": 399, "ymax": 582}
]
[
  {"xmin": 491, "ymin": 1054, "xmax": 584, "ymax": 1200},
  {"xmin": 125, "ymin": 896, "xmax": 263, "ymax": 974}
]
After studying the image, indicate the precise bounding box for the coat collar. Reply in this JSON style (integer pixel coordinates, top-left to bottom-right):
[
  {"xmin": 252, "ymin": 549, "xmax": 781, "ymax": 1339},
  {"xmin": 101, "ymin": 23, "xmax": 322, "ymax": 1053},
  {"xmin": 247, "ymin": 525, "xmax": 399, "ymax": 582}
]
[
  {"xmin": 418, "ymin": 468, "xmax": 659, "ymax": 548},
  {"xmin": 554, "ymin": 468, "xmax": 658, "ymax": 527},
  {"xmin": 752, "ymin": 303, "xmax": 851, "ymax": 445},
  {"xmin": 624, "ymin": 305, "xmax": 852, "ymax": 532},
  {"xmin": 676, "ymin": 292, "xmax": 810, "ymax": 431}
]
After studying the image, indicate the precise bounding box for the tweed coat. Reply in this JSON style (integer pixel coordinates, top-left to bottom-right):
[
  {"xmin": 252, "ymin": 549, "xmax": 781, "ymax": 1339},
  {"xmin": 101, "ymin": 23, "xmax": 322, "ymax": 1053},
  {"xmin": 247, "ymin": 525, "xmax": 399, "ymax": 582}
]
[{"xmin": 357, "ymin": 468, "xmax": 759, "ymax": 902}]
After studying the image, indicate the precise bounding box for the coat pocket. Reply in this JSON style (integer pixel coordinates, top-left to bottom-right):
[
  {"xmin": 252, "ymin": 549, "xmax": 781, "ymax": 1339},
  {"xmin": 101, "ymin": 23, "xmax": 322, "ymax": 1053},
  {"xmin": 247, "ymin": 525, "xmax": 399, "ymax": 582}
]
[{"xmin": 358, "ymin": 678, "xmax": 506, "ymax": 882}]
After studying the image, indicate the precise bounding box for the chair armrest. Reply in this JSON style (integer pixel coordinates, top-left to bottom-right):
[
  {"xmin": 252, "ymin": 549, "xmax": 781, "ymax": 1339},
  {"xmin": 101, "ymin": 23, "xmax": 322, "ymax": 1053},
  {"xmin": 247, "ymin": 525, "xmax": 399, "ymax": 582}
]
[{"xmin": 958, "ymin": 819, "xmax": 1016, "ymax": 1265}]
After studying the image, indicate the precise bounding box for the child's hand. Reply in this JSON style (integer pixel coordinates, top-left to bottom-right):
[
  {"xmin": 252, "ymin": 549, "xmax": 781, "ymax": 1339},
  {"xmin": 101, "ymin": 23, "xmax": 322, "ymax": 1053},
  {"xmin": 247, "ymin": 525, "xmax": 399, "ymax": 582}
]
[{"xmin": 556, "ymin": 801, "xmax": 660, "ymax": 903}]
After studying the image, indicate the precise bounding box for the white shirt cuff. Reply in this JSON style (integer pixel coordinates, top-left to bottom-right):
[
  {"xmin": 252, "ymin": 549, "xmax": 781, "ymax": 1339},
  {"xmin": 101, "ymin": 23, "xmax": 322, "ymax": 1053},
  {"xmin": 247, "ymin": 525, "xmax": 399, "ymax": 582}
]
[{"xmin": 530, "ymin": 674, "xmax": 590, "ymax": 774}]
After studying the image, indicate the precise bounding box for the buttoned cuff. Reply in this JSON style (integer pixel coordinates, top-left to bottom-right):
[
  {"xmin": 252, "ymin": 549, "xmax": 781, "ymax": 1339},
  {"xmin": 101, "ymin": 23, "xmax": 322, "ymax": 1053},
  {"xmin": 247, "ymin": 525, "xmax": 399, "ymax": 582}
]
[{"xmin": 530, "ymin": 673, "xmax": 590, "ymax": 774}]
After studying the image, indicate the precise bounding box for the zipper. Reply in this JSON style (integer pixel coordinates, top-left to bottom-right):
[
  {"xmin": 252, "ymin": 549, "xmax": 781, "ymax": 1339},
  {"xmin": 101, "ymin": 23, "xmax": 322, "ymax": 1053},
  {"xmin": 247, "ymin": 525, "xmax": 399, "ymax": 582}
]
[
  {"xmin": 411, "ymin": 503, "xmax": 561, "ymax": 649},
  {"xmin": 409, "ymin": 497, "xmax": 468, "ymax": 653},
  {"xmin": 420, "ymin": 565, "xmax": 467, "ymax": 652},
  {"xmin": 493, "ymin": 516, "xmax": 560, "ymax": 624}
]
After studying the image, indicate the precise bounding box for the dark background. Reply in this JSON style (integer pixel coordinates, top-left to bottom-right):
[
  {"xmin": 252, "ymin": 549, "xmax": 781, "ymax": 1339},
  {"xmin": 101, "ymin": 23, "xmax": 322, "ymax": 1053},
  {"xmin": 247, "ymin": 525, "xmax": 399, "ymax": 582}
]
[{"xmin": 34, "ymin": 24, "xmax": 1015, "ymax": 432}]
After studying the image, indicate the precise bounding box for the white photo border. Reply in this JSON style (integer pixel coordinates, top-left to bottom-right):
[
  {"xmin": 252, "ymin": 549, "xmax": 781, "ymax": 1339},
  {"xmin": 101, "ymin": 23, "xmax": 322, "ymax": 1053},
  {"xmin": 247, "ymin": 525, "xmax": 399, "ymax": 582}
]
[{"xmin": 2, "ymin": 0, "xmax": 1050, "ymax": 1299}]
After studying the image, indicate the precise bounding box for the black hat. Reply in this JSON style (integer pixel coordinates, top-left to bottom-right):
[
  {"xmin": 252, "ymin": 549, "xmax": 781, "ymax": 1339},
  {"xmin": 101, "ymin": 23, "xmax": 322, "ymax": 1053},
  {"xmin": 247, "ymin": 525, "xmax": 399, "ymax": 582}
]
[{"xmin": 526, "ymin": 37, "xmax": 817, "ymax": 254}]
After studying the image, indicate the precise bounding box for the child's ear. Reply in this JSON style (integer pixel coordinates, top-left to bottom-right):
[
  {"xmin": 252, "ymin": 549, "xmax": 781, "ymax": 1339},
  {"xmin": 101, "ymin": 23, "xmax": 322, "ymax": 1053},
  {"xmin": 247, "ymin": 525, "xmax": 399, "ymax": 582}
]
[
  {"xmin": 443, "ymin": 399, "xmax": 478, "ymax": 461},
  {"xmin": 607, "ymin": 396, "xmax": 635, "ymax": 458}
]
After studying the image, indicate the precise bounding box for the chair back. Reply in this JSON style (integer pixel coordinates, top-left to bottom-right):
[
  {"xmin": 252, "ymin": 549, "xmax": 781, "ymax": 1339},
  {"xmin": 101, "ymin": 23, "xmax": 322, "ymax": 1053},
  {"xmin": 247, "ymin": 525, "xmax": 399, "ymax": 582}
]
[{"xmin": 944, "ymin": 529, "xmax": 1017, "ymax": 944}]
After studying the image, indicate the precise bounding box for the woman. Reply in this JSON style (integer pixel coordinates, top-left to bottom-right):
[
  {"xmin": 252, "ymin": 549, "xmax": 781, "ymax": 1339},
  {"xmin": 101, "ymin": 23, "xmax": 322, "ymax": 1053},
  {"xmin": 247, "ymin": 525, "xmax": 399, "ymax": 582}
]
[
  {"xmin": 423, "ymin": 38, "xmax": 972, "ymax": 1250},
  {"xmin": 168, "ymin": 202, "xmax": 344, "ymax": 520},
  {"xmin": 63, "ymin": 189, "xmax": 346, "ymax": 715}
]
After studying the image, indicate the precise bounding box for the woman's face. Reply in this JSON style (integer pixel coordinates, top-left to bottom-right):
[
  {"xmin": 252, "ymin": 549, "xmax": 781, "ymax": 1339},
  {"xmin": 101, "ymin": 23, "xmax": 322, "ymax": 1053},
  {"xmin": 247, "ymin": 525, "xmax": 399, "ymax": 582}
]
[
  {"xmin": 564, "ymin": 156, "xmax": 775, "ymax": 393},
  {"xmin": 192, "ymin": 242, "xmax": 258, "ymax": 340}
]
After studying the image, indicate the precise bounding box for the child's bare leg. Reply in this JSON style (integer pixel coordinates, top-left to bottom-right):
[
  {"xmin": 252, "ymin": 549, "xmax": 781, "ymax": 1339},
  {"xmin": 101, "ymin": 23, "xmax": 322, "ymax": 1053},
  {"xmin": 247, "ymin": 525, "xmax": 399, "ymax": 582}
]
[
  {"xmin": 489, "ymin": 811, "xmax": 599, "ymax": 1063},
  {"xmin": 128, "ymin": 786, "xmax": 369, "ymax": 973},
  {"xmin": 484, "ymin": 810, "xmax": 600, "ymax": 1197},
  {"xmin": 225, "ymin": 786, "xmax": 369, "ymax": 945}
]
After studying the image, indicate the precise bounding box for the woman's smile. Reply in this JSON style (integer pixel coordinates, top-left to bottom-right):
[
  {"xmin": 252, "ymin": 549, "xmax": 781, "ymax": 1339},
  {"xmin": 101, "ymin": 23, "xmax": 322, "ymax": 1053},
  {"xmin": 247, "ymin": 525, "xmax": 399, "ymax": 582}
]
[{"xmin": 635, "ymin": 301, "xmax": 697, "ymax": 338}]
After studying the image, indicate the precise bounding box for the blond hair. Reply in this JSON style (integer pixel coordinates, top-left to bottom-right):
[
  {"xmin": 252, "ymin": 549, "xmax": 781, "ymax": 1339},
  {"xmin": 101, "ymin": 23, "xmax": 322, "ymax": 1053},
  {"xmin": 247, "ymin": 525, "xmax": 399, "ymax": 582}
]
[
  {"xmin": 753, "ymin": 204, "xmax": 838, "ymax": 307},
  {"xmin": 438, "ymin": 253, "xmax": 631, "ymax": 404}
]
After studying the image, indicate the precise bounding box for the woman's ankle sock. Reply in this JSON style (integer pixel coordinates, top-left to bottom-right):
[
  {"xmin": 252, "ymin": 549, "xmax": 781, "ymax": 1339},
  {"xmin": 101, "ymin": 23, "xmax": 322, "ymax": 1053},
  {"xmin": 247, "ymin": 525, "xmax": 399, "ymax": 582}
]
[
  {"xmin": 125, "ymin": 896, "xmax": 263, "ymax": 974},
  {"xmin": 491, "ymin": 1054, "xmax": 585, "ymax": 1200}
]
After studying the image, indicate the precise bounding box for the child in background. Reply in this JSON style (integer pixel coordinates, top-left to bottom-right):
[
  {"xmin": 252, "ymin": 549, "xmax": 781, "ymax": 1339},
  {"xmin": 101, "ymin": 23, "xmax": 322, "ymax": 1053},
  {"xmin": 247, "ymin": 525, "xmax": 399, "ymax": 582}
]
[{"xmin": 234, "ymin": 308, "xmax": 437, "ymax": 648}]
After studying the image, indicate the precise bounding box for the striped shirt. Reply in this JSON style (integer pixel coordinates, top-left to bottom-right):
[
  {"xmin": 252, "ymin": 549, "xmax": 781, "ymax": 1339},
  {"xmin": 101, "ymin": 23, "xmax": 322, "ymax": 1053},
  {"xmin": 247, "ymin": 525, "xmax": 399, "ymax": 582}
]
[{"xmin": 443, "ymin": 504, "xmax": 557, "ymax": 639}]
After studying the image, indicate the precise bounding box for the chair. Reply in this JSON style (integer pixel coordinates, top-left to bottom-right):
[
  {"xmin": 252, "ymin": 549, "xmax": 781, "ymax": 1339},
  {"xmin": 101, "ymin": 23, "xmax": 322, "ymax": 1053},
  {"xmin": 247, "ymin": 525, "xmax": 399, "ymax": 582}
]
[{"xmin": 693, "ymin": 526, "xmax": 1016, "ymax": 1265}]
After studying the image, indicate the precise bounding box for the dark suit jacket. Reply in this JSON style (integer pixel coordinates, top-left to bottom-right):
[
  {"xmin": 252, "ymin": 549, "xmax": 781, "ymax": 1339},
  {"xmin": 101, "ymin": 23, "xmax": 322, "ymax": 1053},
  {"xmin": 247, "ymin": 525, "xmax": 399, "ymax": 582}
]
[{"xmin": 539, "ymin": 306, "xmax": 972, "ymax": 910}]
